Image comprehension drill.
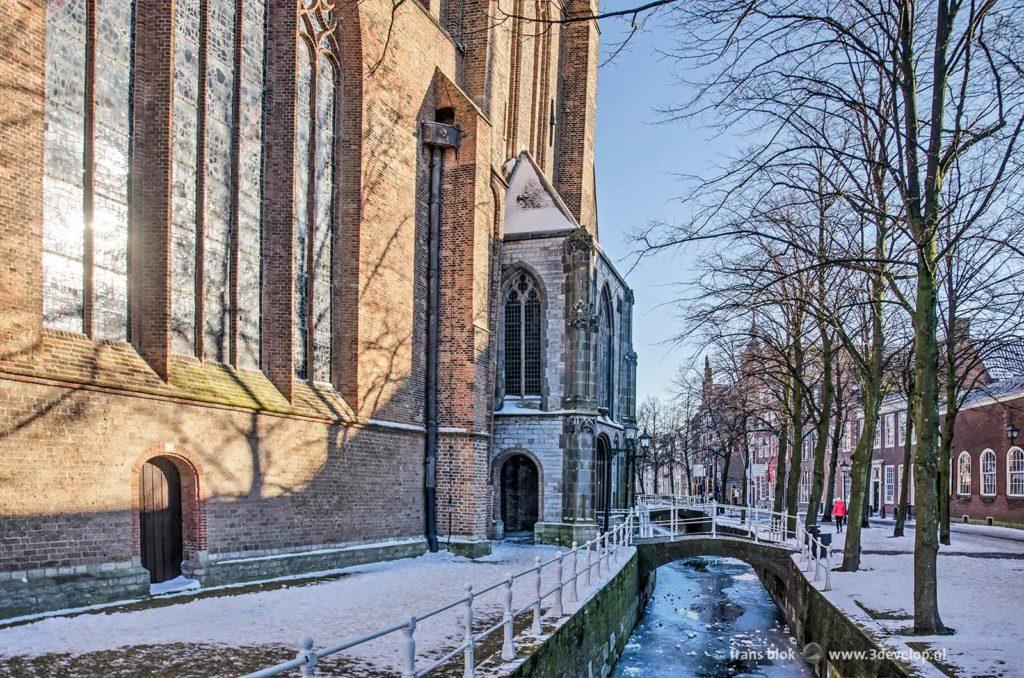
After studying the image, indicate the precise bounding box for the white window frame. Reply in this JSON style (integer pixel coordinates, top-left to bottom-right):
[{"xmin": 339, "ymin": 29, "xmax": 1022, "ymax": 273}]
[
  {"xmin": 885, "ymin": 415, "xmax": 895, "ymax": 448},
  {"xmin": 957, "ymin": 451, "xmax": 972, "ymax": 496},
  {"xmin": 980, "ymin": 449, "xmax": 997, "ymax": 497},
  {"xmin": 897, "ymin": 463, "xmax": 904, "ymax": 506},
  {"xmin": 898, "ymin": 412, "xmax": 907, "ymax": 445},
  {"xmin": 1008, "ymin": 447, "xmax": 1024, "ymax": 497},
  {"xmin": 885, "ymin": 465, "xmax": 896, "ymax": 504},
  {"xmin": 874, "ymin": 419, "xmax": 881, "ymax": 448}
]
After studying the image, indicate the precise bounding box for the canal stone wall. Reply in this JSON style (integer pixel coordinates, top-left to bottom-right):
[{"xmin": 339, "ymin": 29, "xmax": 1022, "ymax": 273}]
[
  {"xmin": 509, "ymin": 513, "xmax": 919, "ymax": 678},
  {"xmin": 509, "ymin": 552, "xmax": 644, "ymax": 678}
]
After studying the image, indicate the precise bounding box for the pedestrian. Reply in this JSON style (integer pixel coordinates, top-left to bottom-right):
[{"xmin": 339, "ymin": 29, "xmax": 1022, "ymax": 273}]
[{"xmin": 832, "ymin": 498, "xmax": 847, "ymax": 532}]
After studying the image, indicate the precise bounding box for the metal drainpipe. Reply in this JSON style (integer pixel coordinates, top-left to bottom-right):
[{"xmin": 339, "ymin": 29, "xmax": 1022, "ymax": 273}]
[{"xmin": 422, "ymin": 120, "xmax": 460, "ymax": 552}]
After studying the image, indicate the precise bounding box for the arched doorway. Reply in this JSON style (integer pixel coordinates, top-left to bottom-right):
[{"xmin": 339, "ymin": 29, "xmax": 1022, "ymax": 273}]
[
  {"xmin": 501, "ymin": 455, "xmax": 539, "ymax": 533},
  {"xmin": 139, "ymin": 456, "xmax": 183, "ymax": 583}
]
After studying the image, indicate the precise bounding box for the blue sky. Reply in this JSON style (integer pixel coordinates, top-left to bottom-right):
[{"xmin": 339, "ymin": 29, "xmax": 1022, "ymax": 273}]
[{"xmin": 594, "ymin": 11, "xmax": 728, "ymax": 403}]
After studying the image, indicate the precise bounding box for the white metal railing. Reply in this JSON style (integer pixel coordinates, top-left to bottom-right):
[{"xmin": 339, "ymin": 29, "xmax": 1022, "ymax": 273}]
[
  {"xmin": 634, "ymin": 496, "xmax": 832, "ymax": 592},
  {"xmin": 245, "ymin": 513, "xmax": 636, "ymax": 677}
]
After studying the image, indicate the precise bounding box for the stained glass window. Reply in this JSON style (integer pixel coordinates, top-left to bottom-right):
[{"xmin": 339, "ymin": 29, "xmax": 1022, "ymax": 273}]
[
  {"xmin": 294, "ymin": 2, "xmax": 338, "ymax": 382},
  {"xmin": 597, "ymin": 289, "xmax": 613, "ymax": 413},
  {"xmin": 43, "ymin": 0, "xmax": 134, "ymax": 340},
  {"xmin": 503, "ymin": 273, "xmax": 542, "ymax": 398},
  {"xmin": 236, "ymin": 0, "xmax": 265, "ymax": 370},
  {"xmin": 171, "ymin": 0, "xmax": 200, "ymax": 355},
  {"xmin": 172, "ymin": 0, "xmax": 265, "ymax": 365}
]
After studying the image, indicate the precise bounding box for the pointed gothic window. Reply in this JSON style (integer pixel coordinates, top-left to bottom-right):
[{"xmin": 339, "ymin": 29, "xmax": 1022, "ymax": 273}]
[
  {"xmin": 294, "ymin": 1, "xmax": 338, "ymax": 382},
  {"xmin": 597, "ymin": 288, "xmax": 614, "ymax": 415},
  {"xmin": 170, "ymin": 0, "xmax": 265, "ymax": 364},
  {"xmin": 43, "ymin": 0, "xmax": 135, "ymax": 340},
  {"xmin": 503, "ymin": 272, "xmax": 542, "ymax": 397}
]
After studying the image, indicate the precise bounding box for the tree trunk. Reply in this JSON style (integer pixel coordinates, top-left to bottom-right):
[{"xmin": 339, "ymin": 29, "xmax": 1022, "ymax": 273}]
[
  {"xmin": 773, "ymin": 391, "xmax": 789, "ymax": 518},
  {"xmin": 842, "ymin": 387, "xmax": 880, "ymax": 572},
  {"xmin": 785, "ymin": 372, "xmax": 804, "ymax": 538},
  {"xmin": 806, "ymin": 329, "xmax": 833, "ymax": 527},
  {"xmin": 911, "ymin": 252, "xmax": 948, "ymax": 634},
  {"xmin": 824, "ymin": 405, "xmax": 843, "ymax": 522},
  {"xmin": 895, "ymin": 396, "xmax": 915, "ymax": 537}
]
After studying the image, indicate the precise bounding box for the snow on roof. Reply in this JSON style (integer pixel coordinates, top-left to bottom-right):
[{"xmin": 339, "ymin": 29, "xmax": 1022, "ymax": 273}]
[
  {"xmin": 503, "ymin": 151, "xmax": 579, "ymax": 235},
  {"xmin": 983, "ymin": 342, "xmax": 1024, "ymax": 380}
]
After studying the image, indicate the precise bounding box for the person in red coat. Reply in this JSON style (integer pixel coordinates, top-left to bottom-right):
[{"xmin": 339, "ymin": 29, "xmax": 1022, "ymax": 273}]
[{"xmin": 832, "ymin": 498, "xmax": 847, "ymax": 532}]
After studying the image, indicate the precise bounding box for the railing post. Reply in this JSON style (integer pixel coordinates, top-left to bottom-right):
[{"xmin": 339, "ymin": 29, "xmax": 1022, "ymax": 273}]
[
  {"xmin": 813, "ymin": 539, "xmax": 821, "ymax": 582},
  {"xmin": 711, "ymin": 502, "xmax": 717, "ymax": 537},
  {"xmin": 532, "ymin": 557, "xmax": 543, "ymax": 635},
  {"xmin": 585, "ymin": 541, "xmax": 593, "ymax": 587},
  {"xmin": 463, "ymin": 586, "xmax": 475, "ymax": 678},
  {"xmin": 602, "ymin": 533, "xmax": 609, "ymax": 573},
  {"xmin": 671, "ymin": 505, "xmax": 676, "ymax": 537},
  {"xmin": 501, "ymin": 574, "xmax": 516, "ymax": 661},
  {"xmin": 824, "ymin": 546, "xmax": 833, "ymax": 591},
  {"xmin": 298, "ymin": 636, "xmax": 317, "ymax": 677},
  {"xmin": 555, "ymin": 552, "xmax": 564, "ymax": 617},
  {"xmin": 403, "ymin": 616, "xmax": 417, "ymax": 678},
  {"xmin": 570, "ymin": 542, "xmax": 579, "ymax": 603}
]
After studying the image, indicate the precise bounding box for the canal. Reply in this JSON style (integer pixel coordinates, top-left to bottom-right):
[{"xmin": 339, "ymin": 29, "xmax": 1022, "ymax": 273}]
[{"xmin": 613, "ymin": 557, "xmax": 813, "ymax": 677}]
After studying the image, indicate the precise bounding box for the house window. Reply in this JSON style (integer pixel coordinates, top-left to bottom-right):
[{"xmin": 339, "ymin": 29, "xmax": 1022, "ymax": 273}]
[
  {"xmin": 885, "ymin": 465, "xmax": 895, "ymax": 504},
  {"xmin": 874, "ymin": 419, "xmax": 880, "ymax": 448},
  {"xmin": 957, "ymin": 451, "xmax": 972, "ymax": 496},
  {"xmin": 885, "ymin": 415, "xmax": 895, "ymax": 448},
  {"xmin": 898, "ymin": 412, "xmax": 907, "ymax": 445},
  {"xmin": 980, "ymin": 449, "xmax": 996, "ymax": 496},
  {"xmin": 897, "ymin": 464, "xmax": 904, "ymax": 506},
  {"xmin": 503, "ymin": 272, "xmax": 542, "ymax": 397},
  {"xmin": 43, "ymin": 0, "xmax": 136, "ymax": 340},
  {"xmin": 294, "ymin": 2, "xmax": 338, "ymax": 382},
  {"xmin": 1008, "ymin": 447, "xmax": 1024, "ymax": 497}
]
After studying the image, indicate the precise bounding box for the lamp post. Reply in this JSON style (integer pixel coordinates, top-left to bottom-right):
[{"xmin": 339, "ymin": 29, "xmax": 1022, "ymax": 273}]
[
  {"xmin": 840, "ymin": 459, "xmax": 850, "ymax": 503},
  {"xmin": 1006, "ymin": 424, "xmax": 1019, "ymax": 444}
]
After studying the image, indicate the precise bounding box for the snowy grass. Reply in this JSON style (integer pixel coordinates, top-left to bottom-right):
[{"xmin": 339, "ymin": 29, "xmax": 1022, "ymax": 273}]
[{"xmin": 808, "ymin": 522, "xmax": 1024, "ymax": 677}]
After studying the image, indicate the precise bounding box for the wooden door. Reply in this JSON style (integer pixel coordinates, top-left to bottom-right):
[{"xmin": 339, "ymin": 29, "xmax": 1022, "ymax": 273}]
[
  {"xmin": 501, "ymin": 456, "xmax": 539, "ymax": 533},
  {"xmin": 139, "ymin": 457, "xmax": 183, "ymax": 583}
]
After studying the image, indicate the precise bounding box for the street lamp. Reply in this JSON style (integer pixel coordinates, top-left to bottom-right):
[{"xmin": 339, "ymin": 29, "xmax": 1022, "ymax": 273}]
[
  {"xmin": 1005, "ymin": 424, "xmax": 1019, "ymax": 443},
  {"xmin": 840, "ymin": 460, "xmax": 850, "ymax": 503}
]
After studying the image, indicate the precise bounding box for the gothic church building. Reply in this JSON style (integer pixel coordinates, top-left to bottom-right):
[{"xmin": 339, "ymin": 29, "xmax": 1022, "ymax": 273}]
[{"xmin": 0, "ymin": 0, "xmax": 636, "ymax": 618}]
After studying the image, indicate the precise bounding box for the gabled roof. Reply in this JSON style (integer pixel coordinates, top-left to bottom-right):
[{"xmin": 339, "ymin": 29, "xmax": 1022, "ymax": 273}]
[{"xmin": 503, "ymin": 151, "xmax": 579, "ymax": 236}]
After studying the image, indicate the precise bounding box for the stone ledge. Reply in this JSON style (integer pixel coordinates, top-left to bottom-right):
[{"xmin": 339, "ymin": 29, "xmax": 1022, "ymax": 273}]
[
  {"xmin": 201, "ymin": 538, "xmax": 429, "ymax": 587},
  {"xmin": 534, "ymin": 521, "xmax": 599, "ymax": 547},
  {"xmin": 0, "ymin": 565, "xmax": 150, "ymax": 621}
]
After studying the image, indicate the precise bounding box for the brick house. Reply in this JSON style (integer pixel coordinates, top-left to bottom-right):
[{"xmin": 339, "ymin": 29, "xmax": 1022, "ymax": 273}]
[
  {"xmin": 0, "ymin": 0, "xmax": 635, "ymax": 618},
  {"xmin": 745, "ymin": 348, "xmax": 1024, "ymax": 528}
]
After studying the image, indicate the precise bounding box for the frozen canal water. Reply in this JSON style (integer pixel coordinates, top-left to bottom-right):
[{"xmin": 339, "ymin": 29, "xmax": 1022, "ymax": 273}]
[{"xmin": 613, "ymin": 557, "xmax": 813, "ymax": 677}]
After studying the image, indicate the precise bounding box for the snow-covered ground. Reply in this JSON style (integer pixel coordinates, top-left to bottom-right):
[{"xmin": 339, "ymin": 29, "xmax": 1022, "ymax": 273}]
[
  {"xmin": 813, "ymin": 521, "xmax": 1024, "ymax": 677},
  {"xmin": 0, "ymin": 541, "xmax": 633, "ymax": 677}
]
